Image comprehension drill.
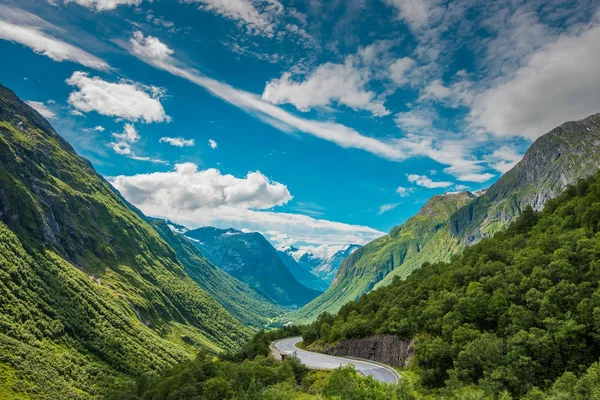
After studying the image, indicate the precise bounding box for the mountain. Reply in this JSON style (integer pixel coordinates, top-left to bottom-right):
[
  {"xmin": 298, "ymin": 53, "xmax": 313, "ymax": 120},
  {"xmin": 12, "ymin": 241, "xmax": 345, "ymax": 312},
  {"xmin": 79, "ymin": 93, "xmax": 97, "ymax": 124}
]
[
  {"xmin": 276, "ymin": 248, "xmax": 328, "ymax": 292},
  {"xmin": 292, "ymin": 112, "xmax": 600, "ymax": 323},
  {"xmin": 279, "ymin": 244, "xmax": 362, "ymax": 283},
  {"xmin": 312, "ymin": 244, "xmax": 362, "ymax": 283},
  {"xmin": 149, "ymin": 220, "xmax": 284, "ymax": 327},
  {"xmin": 290, "ymin": 192, "xmax": 475, "ymax": 322},
  {"xmin": 184, "ymin": 227, "xmax": 321, "ymax": 307},
  {"xmin": 302, "ymin": 172, "xmax": 600, "ymax": 397},
  {"xmin": 0, "ymin": 85, "xmax": 250, "ymax": 398},
  {"xmin": 450, "ymin": 113, "xmax": 600, "ymax": 245}
]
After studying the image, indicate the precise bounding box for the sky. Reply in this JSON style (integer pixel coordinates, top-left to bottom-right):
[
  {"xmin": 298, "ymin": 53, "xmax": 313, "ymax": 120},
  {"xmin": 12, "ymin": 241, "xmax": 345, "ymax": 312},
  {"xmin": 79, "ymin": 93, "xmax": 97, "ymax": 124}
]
[{"xmin": 1, "ymin": 0, "xmax": 599, "ymax": 256}]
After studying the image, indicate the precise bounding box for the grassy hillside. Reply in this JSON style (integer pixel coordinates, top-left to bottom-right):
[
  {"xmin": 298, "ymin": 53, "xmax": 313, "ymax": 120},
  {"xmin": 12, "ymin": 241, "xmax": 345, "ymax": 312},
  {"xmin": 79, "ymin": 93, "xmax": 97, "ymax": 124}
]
[
  {"xmin": 290, "ymin": 192, "xmax": 474, "ymax": 322},
  {"xmin": 303, "ymin": 173, "xmax": 600, "ymax": 398},
  {"xmin": 150, "ymin": 220, "xmax": 285, "ymax": 327},
  {"xmin": 0, "ymin": 84, "xmax": 250, "ymax": 398}
]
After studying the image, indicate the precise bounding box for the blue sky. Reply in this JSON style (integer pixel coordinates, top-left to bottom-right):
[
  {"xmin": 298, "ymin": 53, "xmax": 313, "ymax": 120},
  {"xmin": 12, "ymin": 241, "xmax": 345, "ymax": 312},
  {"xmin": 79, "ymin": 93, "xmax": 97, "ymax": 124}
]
[{"xmin": 1, "ymin": 0, "xmax": 599, "ymax": 255}]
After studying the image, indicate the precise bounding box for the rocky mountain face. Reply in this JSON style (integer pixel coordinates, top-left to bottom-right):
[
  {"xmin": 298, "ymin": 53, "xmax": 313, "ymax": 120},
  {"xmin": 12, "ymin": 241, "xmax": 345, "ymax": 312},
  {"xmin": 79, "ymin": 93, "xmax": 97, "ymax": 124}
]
[
  {"xmin": 150, "ymin": 220, "xmax": 284, "ymax": 327},
  {"xmin": 313, "ymin": 244, "xmax": 362, "ymax": 283},
  {"xmin": 279, "ymin": 244, "xmax": 362, "ymax": 284},
  {"xmin": 0, "ymin": 85, "xmax": 249, "ymax": 398},
  {"xmin": 450, "ymin": 113, "xmax": 600, "ymax": 245},
  {"xmin": 184, "ymin": 227, "xmax": 321, "ymax": 307},
  {"xmin": 309, "ymin": 335, "xmax": 414, "ymax": 368},
  {"xmin": 292, "ymin": 113, "xmax": 600, "ymax": 323},
  {"xmin": 276, "ymin": 249, "xmax": 328, "ymax": 292},
  {"xmin": 290, "ymin": 192, "xmax": 474, "ymax": 322}
]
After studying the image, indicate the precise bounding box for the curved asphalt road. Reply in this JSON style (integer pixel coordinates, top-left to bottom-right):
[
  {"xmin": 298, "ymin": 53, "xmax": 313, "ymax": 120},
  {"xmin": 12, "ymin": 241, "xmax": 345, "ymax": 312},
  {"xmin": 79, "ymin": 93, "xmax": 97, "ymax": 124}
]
[{"xmin": 273, "ymin": 336, "xmax": 399, "ymax": 384}]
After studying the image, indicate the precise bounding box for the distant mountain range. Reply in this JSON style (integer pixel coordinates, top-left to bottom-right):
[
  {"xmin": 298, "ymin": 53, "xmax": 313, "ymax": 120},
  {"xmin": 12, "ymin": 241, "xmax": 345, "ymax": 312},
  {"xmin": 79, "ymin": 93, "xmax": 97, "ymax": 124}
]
[
  {"xmin": 291, "ymin": 112, "xmax": 600, "ymax": 322},
  {"xmin": 184, "ymin": 227, "xmax": 321, "ymax": 307},
  {"xmin": 278, "ymin": 244, "xmax": 362, "ymax": 284}
]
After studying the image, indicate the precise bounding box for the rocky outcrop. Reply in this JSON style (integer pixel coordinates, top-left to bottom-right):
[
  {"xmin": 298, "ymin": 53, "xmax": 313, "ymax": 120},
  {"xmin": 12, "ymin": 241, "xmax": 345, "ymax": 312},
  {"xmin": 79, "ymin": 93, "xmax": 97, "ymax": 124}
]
[{"xmin": 319, "ymin": 335, "xmax": 413, "ymax": 368}]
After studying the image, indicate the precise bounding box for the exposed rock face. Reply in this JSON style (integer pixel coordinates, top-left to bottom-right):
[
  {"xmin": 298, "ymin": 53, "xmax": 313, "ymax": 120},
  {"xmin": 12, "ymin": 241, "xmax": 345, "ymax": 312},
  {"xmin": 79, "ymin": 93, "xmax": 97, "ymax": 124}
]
[
  {"xmin": 319, "ymin": 335, "xmax": 414, "ymax": 368},
  {"xmin": 184, "ymin": 227, "xmax": 321, "ymax": 307},
  {"xmin": 450, "ymin": 113, "xmax": 600, "ymax": 246}
]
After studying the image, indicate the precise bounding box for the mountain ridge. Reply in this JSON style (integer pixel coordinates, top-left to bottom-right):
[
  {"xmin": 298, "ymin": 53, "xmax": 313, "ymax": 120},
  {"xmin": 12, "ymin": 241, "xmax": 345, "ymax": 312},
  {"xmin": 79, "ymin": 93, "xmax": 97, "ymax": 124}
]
[{"xmin": 291, "ymin": 112, "xmax": 600, "ymax": 322}]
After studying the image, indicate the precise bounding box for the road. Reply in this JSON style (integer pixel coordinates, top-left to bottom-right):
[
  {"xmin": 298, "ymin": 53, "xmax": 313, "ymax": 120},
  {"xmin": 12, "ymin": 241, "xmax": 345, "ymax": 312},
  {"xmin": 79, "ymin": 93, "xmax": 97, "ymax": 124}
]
[{"xmin": 272, "ymin": 336, "xmax": 399, "ymax": 384}]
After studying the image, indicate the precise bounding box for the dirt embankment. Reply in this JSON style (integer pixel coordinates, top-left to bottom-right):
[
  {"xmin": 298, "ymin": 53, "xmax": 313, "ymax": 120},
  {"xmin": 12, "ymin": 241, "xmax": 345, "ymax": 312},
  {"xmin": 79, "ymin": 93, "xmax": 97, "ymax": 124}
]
[{"xmin": 314, "ymin": 335, "xmax": 414, "ymax": 368}]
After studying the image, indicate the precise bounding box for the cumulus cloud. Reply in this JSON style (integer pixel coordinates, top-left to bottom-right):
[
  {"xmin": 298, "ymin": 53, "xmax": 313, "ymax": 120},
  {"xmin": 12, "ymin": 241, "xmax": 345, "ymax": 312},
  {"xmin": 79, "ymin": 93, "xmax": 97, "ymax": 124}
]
[
  {"xmin": 127, "ymin": 31, "xmax": 404, "ymax": 160},
  {"xmin": 110, "ymin": 123, "xmax": 140, "ymax": 155},
  {"xmin": 262, "ymin": 58, "xmax": 390, "ymax": 116},
  {"xmin": 112, "ymin": 163, "xmax": 292, "ymax": 210},
  {"xmin": 383, "ymin": 0, "xmax": 442, "ymax": 31},
  {"xmin": 396, "ymin": 186, "xmax": 414, "ymax": 197},
  {"xmin": 93, "ymin": 125, "xmax": 105, "ymax": 132},
  {"xmin": 160, "ymin": 137, "xmax": 195, "ymax": 147},
  {"xmin": 25, "ymin": 100, "xmax": 56, "ymax": 119},
  {"xmin": 0, "ymin": 12, "xmax": 110, "ymax": 71},
  {"xmin": 66, "ymin": 71, "xmax": 170, "ymax": 123},
  {"xmin": 407, "ymin": 173, "xmax": 453, "ymax": 188},
  {"xmin": 470, "ymin": 23, "xmax": 600, "ymax": 139},
  {"xmin": 111, "ymin": 163, "xmax": 384, "ymax": 246},
  {"xmin": 389, "ymin": 57, "xmax": 416, "ymax": 86},
  {"xmin": 208, "ymin": 139, "xmax": 218, "ymax": 149},
  {"xmin": 62, "ymin": 0, "xmax": 142, "ymax": 11}
]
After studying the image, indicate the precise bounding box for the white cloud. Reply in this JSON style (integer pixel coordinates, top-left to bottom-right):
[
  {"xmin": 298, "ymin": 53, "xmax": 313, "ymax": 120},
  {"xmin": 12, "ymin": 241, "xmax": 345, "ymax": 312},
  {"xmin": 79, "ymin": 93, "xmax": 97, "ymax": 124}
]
[
  {"xmin": 66, "ymin": 71, "xmax": 170, "ymax": 123},
  {"xmin": 262, "ymin": 58, "xmax": 390, "ymax": 116},
  {"xmin": 182, "ymin": 0, "xmax": 282, "ymax": 37},
  {"xmin": 407, "ymin": 173, "xmax": 453, "ymax": 188},
  {"xmin": 127, "ymin": 31, "xmax": 405, "ymax": 160},
  {"xmin": 470, "ymin": 22, "xmax": 600, "ymax": 139},
  {"xmin": 396, "ymin": 186, "xmax": 414, "ymax": 197},
  {"xmin": 457, "ymin": 173, "xmax": 495, "ymax": 183},
  {"xmin": 0, "ymin": 13, "xmax": 110, "ymax": 71},
  {"xmin": 383, "ymin": 0, "xmax": 442, "ymax": 31},
  {"xmin": 389, "ymin": 57, "xmax": 416, "ymax": 86},
  {"xmin": 112, "ymin": 163, "xmax": 384, "ymax": 247},
  {"xmin": 110, "ymin": 123, "xmax": 140, "ymax": 155},
  {"xmin": 25, "ymin": 100, "xmax": 56, "ymax": 119},
  {"xmin": 208, "ymin": 139, "xmax": 218, "ymax": 149},
  {"xmin": 484, "ymin": 146, "xmax": 523, "ymax": 173},
  {"xmin": 378, "ymin": 202, "xmax": 400, "ymax": 215},
  {"xmin": 93, "ymin": 125, "xmax": 105, "ymax": 132},
  {"xmin": 112, "ymin": 162, "xmax": 292, "ymax": 210},
  {"xmin": 62, "ymin": 0, "xmax": 142, "ymax": 11},
  {"xmin": 160, "ymin": 137, "xmax": 196, "ymax": 147},
  {"xmin": 394, "ymin": 109, "xmax": 435, "ymax": 131}
]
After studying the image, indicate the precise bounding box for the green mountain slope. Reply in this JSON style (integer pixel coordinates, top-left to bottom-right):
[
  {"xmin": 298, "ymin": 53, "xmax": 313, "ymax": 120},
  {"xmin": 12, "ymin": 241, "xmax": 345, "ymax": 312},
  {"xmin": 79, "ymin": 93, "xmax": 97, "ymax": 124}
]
[
  {"xmin": 290, "ymin": 192, "xmax": 474, "ymax": 322},
  {"xmin": 185, "ymin": 227, "xmax": 321, "ymax": 307},
  {"xmin": 293, "ymin": 112, "xmax": 600, "ymax": 323},
  {"xmin": 304, "ymin": 172, "xmax": 600, "ymax": 397},
  {"xmin": 0, "ymin": 84, "xmax": 250, "ymax": 398},
  {"xmin": 149, "ymin": 220, "xmax": 284, "ymax": 327}
]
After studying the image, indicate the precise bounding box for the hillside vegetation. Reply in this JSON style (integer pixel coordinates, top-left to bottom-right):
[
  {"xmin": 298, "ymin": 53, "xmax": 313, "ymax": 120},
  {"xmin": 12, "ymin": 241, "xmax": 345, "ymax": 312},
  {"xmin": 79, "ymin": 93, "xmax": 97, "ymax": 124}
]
[
  {"xmin": 294, "ymin": 113, "xmax": 600, "ymax": 323},
  {"xmin": 0, "ymin": 85, "xmax": 250, "ymax": 398},
  {"xmin": 150, "ymin": 220, "xmax": 285, "ymax": 327},
  {"xmin": 303, "ymin": 173, "xmax": 600, "ymax": 398},
  {"xmin": 291, "ymin": 192, "xmax": 474, "ymax": 322}
]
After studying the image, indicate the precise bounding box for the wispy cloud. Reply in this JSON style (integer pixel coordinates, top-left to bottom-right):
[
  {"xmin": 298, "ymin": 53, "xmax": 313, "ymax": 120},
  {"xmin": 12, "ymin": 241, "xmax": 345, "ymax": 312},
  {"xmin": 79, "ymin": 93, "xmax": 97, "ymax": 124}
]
[
  {"xmin": 0, "ymin": 6, "xmax": 110, "ymax": 71},
  {"xmin": 160, "ymin": 137, "xmax": 196, "ymax": 147},
  {"xmin": 126, "ymin": 31, "xmax": 406, "ymax": 161},
  {"xmin": 25, "ymin": 100, "xmax": 56, "ymax": 119}
]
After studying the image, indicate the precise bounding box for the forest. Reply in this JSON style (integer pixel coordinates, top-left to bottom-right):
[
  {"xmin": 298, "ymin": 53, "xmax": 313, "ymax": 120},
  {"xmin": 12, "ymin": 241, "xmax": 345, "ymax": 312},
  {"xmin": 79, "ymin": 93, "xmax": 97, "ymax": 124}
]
[{"xmin": 301, "ymin": 172, "xmax": 600, "ymax": 398}]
